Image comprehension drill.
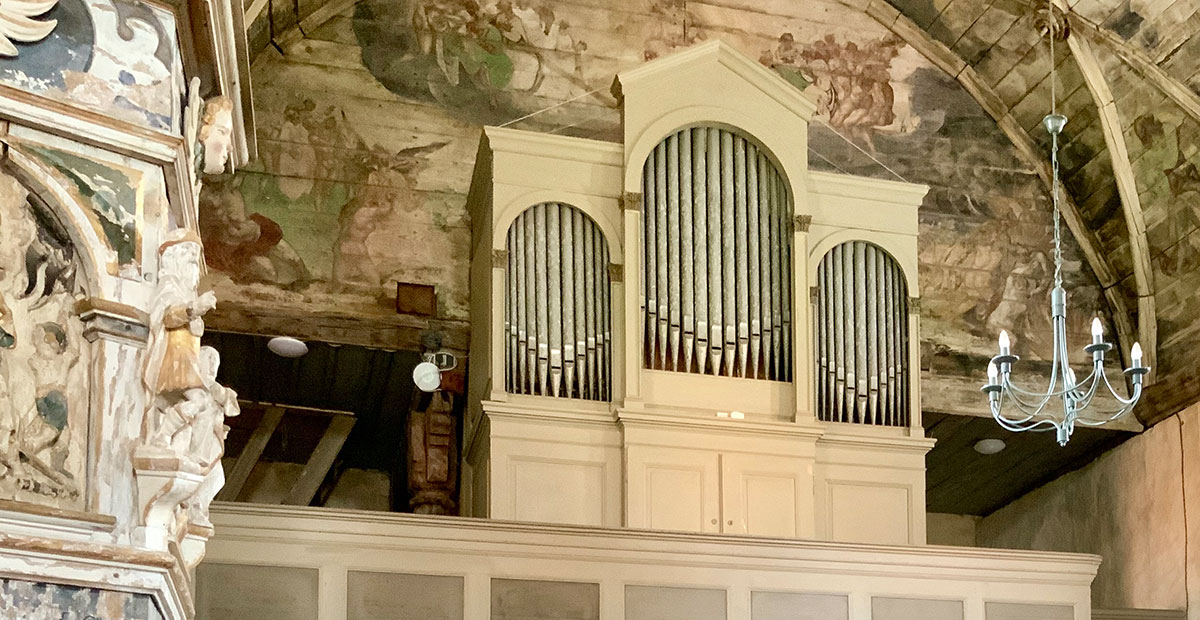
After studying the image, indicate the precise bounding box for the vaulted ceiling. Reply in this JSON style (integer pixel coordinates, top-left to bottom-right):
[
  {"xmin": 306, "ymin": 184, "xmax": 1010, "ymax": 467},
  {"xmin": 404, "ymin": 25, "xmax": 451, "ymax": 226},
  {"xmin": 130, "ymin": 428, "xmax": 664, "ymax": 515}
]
[{"xmin": 226, "ymin": 0, "xmax": 1200, "ymax": 429}]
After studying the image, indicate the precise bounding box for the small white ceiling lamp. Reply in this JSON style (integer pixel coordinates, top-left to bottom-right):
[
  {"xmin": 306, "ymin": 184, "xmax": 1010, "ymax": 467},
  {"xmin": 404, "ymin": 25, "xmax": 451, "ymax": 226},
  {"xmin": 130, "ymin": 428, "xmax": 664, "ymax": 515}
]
[
  {"xmin": 974, "ymin": 438, "xmax": 1007, "ymax": 455},
  {"xmin": 413, "ymin": 361, "xmax": 441, "ymax": 392},
  {"xmin": 267, "ymin": 336, "xmax": 309, "ymax": 358}
]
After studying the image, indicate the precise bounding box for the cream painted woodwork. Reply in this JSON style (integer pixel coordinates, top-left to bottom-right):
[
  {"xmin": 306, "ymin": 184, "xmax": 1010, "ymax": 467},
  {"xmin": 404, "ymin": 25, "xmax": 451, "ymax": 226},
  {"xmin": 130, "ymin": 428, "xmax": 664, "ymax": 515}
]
[
  {"xmin": 462, "ymin": 398, "xmax": 623, "ymax": 527},
  {"xmin": 465, "ymin": 41, "xmax": 932, "ymax": 546},
  {"xmin": 202, "ymin": 503, "xmax": 1100, "ymax": 620}
]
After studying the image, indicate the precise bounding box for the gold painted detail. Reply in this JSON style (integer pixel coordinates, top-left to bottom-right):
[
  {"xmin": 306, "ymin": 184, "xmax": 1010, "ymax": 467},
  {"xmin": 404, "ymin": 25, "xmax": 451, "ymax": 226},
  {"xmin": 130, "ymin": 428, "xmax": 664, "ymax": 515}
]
[
  {"xmin": 794, "ymin": 214, "xmax": 813, "ymax": 233},
  {"xmin": 621, "ymin": 191, "xmax": 643, "ymax": 211}
]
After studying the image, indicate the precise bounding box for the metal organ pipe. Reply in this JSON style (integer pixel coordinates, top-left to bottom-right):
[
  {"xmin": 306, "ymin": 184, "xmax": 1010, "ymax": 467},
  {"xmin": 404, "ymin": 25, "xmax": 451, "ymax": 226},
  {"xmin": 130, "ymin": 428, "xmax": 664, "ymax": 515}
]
[
  {"xmin": 641, "ymin": 126, "xmax": 793, "ymax": 381},
  {"xmin": 815, "ymin": 241, "xmax": 910, "ymax": 426},
  {"xmin": 505, "ymin": 203, "xmax": 612, "ymax": 401}
]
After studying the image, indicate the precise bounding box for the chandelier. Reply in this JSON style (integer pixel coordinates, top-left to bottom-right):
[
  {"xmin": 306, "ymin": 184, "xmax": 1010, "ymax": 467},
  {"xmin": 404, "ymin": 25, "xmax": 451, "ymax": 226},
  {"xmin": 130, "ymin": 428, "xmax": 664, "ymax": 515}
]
[{"xmin": 980, "ymin": 9, "xmax": 1149, "ymax": 446}]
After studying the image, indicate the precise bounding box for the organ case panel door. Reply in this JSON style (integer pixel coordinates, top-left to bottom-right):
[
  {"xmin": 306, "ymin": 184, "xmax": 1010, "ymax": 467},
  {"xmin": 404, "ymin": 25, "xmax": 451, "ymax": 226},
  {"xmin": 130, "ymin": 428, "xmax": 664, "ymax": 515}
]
[
  {"xmin": 626, "ymin": 446, "xmax": 721, "ymax": 534},
  {"xmin": 720, "ymin": 453, "xmax": 809, "ymax": 537}
]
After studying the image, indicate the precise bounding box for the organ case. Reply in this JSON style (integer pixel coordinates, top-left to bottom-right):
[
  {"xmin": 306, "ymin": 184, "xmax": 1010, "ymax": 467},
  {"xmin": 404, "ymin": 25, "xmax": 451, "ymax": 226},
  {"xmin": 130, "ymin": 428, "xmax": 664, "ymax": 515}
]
[{"xmin": 465, "ymin": 40, "xmax": 934, "ymax": 545}]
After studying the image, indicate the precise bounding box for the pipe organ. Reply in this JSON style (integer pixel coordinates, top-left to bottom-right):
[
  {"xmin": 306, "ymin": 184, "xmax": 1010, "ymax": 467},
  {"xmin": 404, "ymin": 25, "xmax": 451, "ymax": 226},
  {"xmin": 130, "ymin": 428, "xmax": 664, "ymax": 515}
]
[
  {"xmin": 505, "ymin": 202, "xmax": 612, "ymax": 401},
  {"xmin": 815, "ymin": 241, "xmax": 910, "ymax": 426},
  {"xmin": 641, "ymin": 127, "xmax": 792, "ymax": 381},
  {"xmin": 466, "ymin": 41, "xmax": 934, "ymax": 547}
]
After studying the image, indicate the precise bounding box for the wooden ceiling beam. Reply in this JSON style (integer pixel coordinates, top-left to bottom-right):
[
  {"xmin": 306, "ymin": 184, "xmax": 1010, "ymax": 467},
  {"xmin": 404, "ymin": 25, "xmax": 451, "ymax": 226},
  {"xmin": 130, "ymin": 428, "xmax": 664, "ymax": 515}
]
[
  {"xmin": 847, "ymin": 0, "xmax": 1139, "ymax": 365},
  {"xmin": 1064, "ymin": 30, "xmax": 1158, "ymax": 384},
  {"xmin": 1066, "ymin": 13, "xmax": 1200, "ymax": 127}
]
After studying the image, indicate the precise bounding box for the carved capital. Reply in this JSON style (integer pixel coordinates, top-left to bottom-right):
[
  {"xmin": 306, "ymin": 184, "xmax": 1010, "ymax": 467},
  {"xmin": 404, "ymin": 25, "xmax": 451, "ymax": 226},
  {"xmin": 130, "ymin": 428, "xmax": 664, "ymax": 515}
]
[
  {"xmin": 794, "ymin": 214, "xmax": 813, "ymax": 233},
  {"xmin": 76, "ymin": 297, "xmax": 149, "ymax": 346},
  {"xmin": 810, "ymin": 285, "xmax": 819, "ymax": 304},
  {"xmin": 909, "ymin": 296, "xmax": 922, "ymax": 314},
  {"xmin": 609, "ymin": 263, "xmax": 624, "ymax": 283},
  {"xmin": 492, "ymin": 249, "xmax": 509, "ymax": 268},
  {"xmin": 621, "ymin": 191, "xmax": 643, "ymax": 211}
]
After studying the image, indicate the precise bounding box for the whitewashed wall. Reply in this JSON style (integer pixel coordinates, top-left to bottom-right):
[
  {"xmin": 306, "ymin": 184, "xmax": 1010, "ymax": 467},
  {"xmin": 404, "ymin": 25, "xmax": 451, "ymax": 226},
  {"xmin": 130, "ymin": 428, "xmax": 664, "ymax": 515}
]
[{"xmin": 978, "ymin": 403, "xmax": 1200, "ymax": 617}]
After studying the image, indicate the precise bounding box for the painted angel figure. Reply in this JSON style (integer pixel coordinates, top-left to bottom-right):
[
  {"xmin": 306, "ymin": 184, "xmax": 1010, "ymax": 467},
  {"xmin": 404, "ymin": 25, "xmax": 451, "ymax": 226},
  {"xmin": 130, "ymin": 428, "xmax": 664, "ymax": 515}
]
[{"xmin": 143, "ymin": 229, "xmax": 216, "ymax": 451}]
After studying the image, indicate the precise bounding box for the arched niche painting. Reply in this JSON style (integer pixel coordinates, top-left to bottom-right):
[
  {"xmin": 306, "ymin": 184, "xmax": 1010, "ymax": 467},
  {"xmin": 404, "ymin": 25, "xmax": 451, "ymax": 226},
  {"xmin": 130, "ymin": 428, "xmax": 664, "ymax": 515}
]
[{"xmin": 0, "ymin": 173, "xmax": 87, "ymax": 509}]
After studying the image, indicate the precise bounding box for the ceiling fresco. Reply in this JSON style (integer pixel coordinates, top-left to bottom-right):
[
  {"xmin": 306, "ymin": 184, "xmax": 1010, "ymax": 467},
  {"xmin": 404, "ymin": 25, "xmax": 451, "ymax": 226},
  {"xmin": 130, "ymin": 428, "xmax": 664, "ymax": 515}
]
[{"xmin": 206, "ymin": 0, "xmax": 1200, "ymax": 429}]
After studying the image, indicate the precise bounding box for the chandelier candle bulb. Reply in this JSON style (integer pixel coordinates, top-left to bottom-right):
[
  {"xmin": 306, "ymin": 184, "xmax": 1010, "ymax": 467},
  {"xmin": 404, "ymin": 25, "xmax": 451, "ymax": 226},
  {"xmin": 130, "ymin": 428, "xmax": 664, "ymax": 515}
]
[
  {"xmin": 998, "ymin": 330, "xmax": 1011, "ymax": 356},
  {"xmin": 1131, "ymin": 342, "xmax": 1143, "ymax": 368},
  {"xmin": 1091, "ymin": 317, "xmax": 1104, "ymax": 344}
]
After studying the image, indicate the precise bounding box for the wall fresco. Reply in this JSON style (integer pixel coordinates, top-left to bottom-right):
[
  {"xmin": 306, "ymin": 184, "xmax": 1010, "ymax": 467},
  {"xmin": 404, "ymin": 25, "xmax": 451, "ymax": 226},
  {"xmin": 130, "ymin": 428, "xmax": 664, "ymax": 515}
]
[
  {"xmin": 0, "ymin": 0, "xmax": 183, "ymax": 133},
  {"xmin": 203, "ymin": 0, "xmax": 1112, "ymax": 386}
]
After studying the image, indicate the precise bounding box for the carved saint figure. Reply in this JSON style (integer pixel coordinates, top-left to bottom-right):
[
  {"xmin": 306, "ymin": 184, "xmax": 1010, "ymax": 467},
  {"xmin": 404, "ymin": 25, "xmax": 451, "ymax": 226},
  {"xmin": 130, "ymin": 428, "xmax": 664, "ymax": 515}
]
[
  {"xmin": 187, "ymin": 346, "xmax": 239, "ymax": 528},
  {"xmin": 143, "ymin": 230, "xmax": 216, "ymax": 450}
]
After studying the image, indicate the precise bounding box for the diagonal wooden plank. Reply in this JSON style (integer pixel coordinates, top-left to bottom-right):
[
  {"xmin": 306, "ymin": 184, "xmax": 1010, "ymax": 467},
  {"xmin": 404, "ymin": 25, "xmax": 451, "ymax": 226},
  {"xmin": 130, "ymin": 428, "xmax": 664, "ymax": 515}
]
[
  {"xmin": 840, "ymin": 0, "xmax": 1139, "ymax": 367},
  {"xmin": 217, "ymin": 405, "xmax": 285, "ymax": 501},
  {"xmin": 1066, "ymin": 30, "xmax": 1158, "ymax": 383},
  {"xmin": 283, "ymin": 414, "xmax": 356, "ymax": 506},
  {"xmin": 1066, "ymin": 13, "xmax": 1200, "ymax": 127}
]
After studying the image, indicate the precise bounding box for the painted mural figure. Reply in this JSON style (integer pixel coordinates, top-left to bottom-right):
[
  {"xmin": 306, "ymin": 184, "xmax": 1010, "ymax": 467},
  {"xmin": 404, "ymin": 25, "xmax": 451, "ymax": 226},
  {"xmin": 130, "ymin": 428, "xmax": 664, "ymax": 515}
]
[{"xmin": 199, "ymin": 176, "xmax": 310, "ymax": 287}]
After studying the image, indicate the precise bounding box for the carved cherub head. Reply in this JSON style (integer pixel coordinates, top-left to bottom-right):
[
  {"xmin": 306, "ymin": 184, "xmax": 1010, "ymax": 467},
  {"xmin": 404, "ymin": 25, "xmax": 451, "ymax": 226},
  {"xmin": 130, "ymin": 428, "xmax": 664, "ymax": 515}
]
[
  {"xmin": 158, "ymin": 229, "xmax": 204, "ymax": 291},
  {"xmin": 199, "ymin": 96, "xmax": 235, "ymax": 175}
]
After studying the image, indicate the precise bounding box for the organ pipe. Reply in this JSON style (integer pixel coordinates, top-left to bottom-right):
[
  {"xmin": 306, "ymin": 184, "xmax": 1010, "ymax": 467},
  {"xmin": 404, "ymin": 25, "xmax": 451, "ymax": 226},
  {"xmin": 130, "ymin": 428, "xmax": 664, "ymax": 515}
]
[
  {"xmin": 505, "ymin": 202, "xmax": 612, "ymax": 401},
  {"xmin": 641, "ymin": 126, "xmax": 793, "ymax": 381},
  {"xmin": 816, "ymin": 241, "xmax": 909, "ymax": 427}
]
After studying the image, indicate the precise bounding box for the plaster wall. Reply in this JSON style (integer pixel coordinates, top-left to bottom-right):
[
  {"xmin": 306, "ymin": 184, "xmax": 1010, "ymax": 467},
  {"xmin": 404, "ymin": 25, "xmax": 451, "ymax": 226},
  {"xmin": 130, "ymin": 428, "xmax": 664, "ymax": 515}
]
[
  {"xmin": 927, "ymin": 512, "xmax": 979, "ymax": 547},
  {"xmin": 977, "ymin": 403, "xmax": 1200, "ymax": 616}
]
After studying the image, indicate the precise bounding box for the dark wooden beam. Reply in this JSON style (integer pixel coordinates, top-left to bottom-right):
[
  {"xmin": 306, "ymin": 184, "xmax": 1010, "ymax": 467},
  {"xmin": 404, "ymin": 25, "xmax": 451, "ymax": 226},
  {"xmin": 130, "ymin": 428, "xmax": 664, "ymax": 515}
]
[
  {"xmin": 284, "ymin": 414, "xmax": 356, "ymax": 505},
  {"xmin": 218, "ymin": 405, "xmax": 285, "ymax": 501}
]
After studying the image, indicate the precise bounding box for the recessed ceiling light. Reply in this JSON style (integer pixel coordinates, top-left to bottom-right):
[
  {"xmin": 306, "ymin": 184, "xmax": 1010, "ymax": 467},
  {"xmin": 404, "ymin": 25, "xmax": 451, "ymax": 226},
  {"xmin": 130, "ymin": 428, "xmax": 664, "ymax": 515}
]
[
  {"xmin": 974, "ymin": 438, "xmax": 1006, "ymax": 455},
  {"xmin": 267, "ymin": 336, "xmax": 309, "ymax": 358}
]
